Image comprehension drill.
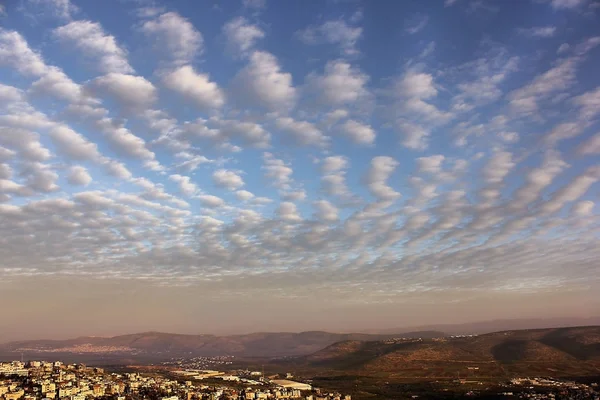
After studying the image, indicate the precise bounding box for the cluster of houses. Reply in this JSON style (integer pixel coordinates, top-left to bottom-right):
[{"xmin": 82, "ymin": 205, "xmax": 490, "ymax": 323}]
[{"xmin": 0, "ymin": 361, "xmax": 351, "ymax": 400}]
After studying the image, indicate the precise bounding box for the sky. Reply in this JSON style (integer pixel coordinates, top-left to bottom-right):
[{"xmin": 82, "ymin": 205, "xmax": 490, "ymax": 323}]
[{"xmin": 0, "ymin": 0, "xmax": 599, "ymax": 341}]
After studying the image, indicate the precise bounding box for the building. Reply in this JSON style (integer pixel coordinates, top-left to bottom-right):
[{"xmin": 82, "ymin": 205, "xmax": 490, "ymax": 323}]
[{"xmin": 271, "ymin": 380, "xmax": 312, "ymax": 391}]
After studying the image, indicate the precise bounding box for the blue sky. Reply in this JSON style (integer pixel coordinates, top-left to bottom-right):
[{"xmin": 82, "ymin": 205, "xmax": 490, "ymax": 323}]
[{"xmin": 0, "ymin": 0, "xmax": 599, "ymax": 338}]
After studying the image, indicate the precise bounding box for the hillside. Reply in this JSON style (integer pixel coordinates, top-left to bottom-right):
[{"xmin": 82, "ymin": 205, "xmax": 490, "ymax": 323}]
[
  {"xmin": 285, "ymin": 326, "xmax": 600, "ymax": 379},
  {"xmin": 0, "ymin": 330, "xmax": 444, "ymax": 359}
]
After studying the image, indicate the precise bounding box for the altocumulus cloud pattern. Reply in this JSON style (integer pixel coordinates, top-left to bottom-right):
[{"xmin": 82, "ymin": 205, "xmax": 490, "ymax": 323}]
[{"xmin": 0, "ymin": 0, "xmax": 599, "ymax": 334}]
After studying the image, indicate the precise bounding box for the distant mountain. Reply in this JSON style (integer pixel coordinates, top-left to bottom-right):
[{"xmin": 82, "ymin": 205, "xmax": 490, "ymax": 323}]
[
  {"xmin": 288, "ymin": 326, "xmax": 600, "ymax": 379},
  {"xmin": 0, "ymin": 330, "xmax": 444, "ymax": 359},
  {"xmin": 371, "ymin": 316, "xmax": 600, "ymax": 335}
]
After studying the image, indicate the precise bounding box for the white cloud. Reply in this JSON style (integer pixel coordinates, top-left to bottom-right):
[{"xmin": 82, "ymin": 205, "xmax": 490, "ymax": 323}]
[
  {"xmin": 141, "ymin": 12, "xmax": 203, "ymax": 65},
  {"xmin": 365, "ymin": 156, "xmax": 400, "ymax": 200},
  {"xmin": 96, "ymin": 119, "xmax": 157, "ymax": 161},
  {"xmin": 339, "ymin": 120, "xmax": 375, "ymax": 145},
  {"xmin": 236, "ymin": 190, "xmax": 255, "ymax": 201},
  {"xmin": 29, "ymin": 66, "xmax": 86, "ymax": 103},
  {"xmin": 163, "ymin": 65, "xmax": 225, "ymax": 110},
  {"xmin": 67, "ymin": 165, "xmax": 92, "ymax": 186},
  {"xmin": 103, "ymin": 160, "xmax": 132, "ymax": 180},
  {"xmin": 541, "ymin": 166, "xmax": 600, "ymax": 214},
  {"xmin": 223, "ymin": 17, "xmax": 264, "ymax": 56},
  {"xmin": 53, "ymin": 21, "xmax": 133, "ymax": 74},
  {"xmin": 417, "ymin": 155, "xmax": 445, "ymax": 175},
  {"xmin": 0, "ymin": 163, "xmax": 12, "ymax": 180},
  {"xmin": 510, "ymin": 151, "xmax": 568, "ymax": 210},
  {"xmin": 518, "ymin": 26, "xmax": 557, "ymax": 38},
  {"xmin": 405, "ymin": 14, "xmax": 429, "ymax": 35},
  {"xmin": 213, "ymin": 169, "xmax": 244, "ymax": 190},
  {"xmin": 0, "ymin": 127, "xmax": 51, "ymax": 162},
  {"xmin": 275, "ymin": 117, "xmax": 328, "ymax": 146},
  {"xmin": 314, "ymin": 200, "xmax": 338, "ymax": 221},
  {"xmin": 307, "ymin": 60, "xmax": 369, "ymax": 106},
  {"xmin": 169, "ymin": 174, "xmax": 198, "ymax": 196},
  {"xmin": 550, "ymin": 0, "xmax": 587, "ymax": 9},
  {"xmin": 0, "ymin": 84, "xmax": 23, "ymax": 103},
  {"xmin": 48, "ymin": 125, "xmax": 102, "ymax": 161},
  {"xmin": 396, "ymin": 120, "xmax": 430, "ymax": 150},
  {"xmin": 25, "ymin": 0, "xmax": 78, "ymax": 20},
  {"xmin": 199, "ymin": 194, "xmax": 225, "ymax": 208},
  {"xmin": 262, "ymin": 152, "xmax": 293, "ymax": 190},
  {"xmin": 212, "ymin": 118, "xmax": 271, "ymax": 148},
  {"xmin": 242, "ymin": 0, "xmax": 266, "ymax": 9},
  {"xmin": 577, "ymin": 132, "xmax": 600, "ymax": 155},
  {"xmin": 508, "ymin": 58, "xmax": 578, "ymax": 115},
  {"xmin": 544, "ymin": 122, "xmax": 586, "ymax": 147},
  {"xmin": 277, "ymin": 201, "xmax": 302, "ymax": 222},
  {"xmin": 482, "ymin": 151, "xmax": 515, "ymax": 184},
  {"xmin": 232, "ymin": 51, "xmax": 296, "ymax": 111},
  {"xmin": 572, "ymin": 86, "xmax": 600, "ymax": 120},
  {"xmin": 92, "ymin": 73, "xmax": 156, "ymax": 112},
  {"xmin": 0, "ymin": 29, "xmax": 48, "ymax": 76},
  {"xmin": 321, "ymin": 155, "xmax": 348, "ymax": 174},
  {"xmin": 571, "ymin": 200, "xmax": 594, "ymax": 217},
  {"xmin": 297, "ymin": 20, "xmax": 362, "ymax": 56}
]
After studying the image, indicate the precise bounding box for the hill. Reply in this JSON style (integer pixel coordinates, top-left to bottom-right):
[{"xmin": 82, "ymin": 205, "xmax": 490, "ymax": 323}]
[
  {"xmin": 282, "ymin": 326, "xmax": 600, "ymax": 379},
  {"xmin": 372, "ymin": 316, "xmax": 600, "ymax": 335},
  {"xmin": 0, "ymin": 330, "xmax": 444, "ymax": 359}
]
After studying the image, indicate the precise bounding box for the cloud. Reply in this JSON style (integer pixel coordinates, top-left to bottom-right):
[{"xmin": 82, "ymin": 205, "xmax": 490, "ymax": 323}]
[
  {"xmin": 223, "ymin": 17, "xmax": 265, "ymax": 57},
  {"xmin": 48, "ymin": 125, "xmax": 102, "ymax": 161},
  {"xmin": 508, "ymin": 57, "xmax": 578, "ymax": 115},
  {"xmin": 572, "ymin": 86, "xmax": 600, "ymax": 120},
  {"xmin": 275, "ymin": 117, "xmax": 328, "ymax": 147},
  {"xmin": 67, "ymin": 166, "xmax": 92, "ymax": 186},
  {"xmin": 405, "ymin": 14, "xmax": 429, "ymax": 35},
  {"xmin": 277, "ymin": 201, "xmax": 302, "ymax": 222},
  {"xmin": 199, "ymin": 194, "xmax": 225, "ymax": 208},
  {"xmin": 169, "ymin": 174, "xmax": 198, "ymax": 196},
  {"xmin": 417, "ymin": 155, "xmax": 445, "ymax": 175},
  {"xmin": 95, "ymin": 118, "xmax": 157, "ymax": 161},
  {"xmin": 365, "ymin": 156, "xmax": 400, "ymax": 200},
  {"xmin": 212, "ymin": 118, "xmax": 271, "ymax": 148},
  {"xmin": 297, "ymin": 20, "xmax": 362, "ymax": 56},
  {"xmin": 236, "ymin": 190, "xmax": 255, "ymax": 201},
  {"xmin": 23, "ymin": 0, "xmax": 78, "ymax": 20},
  {"xmin": 541, "ymin": 166, "xmax": 599, "ymax": 214},
  {"xmin": 571, "ymin": 200, "xmax": 594, "ymax": 216},
  {"xmin": 0, "ymin": 29, "xmax": 48, "ymax": 76},
  {"xmin": 262, "ymin": 153, "xmax": 293, "ymax": 190},
  {"xmin": 53, "ymin": 21, "xmax": 133, "ymax": 74},
  {"xmin": 163, "ymin": 65, "xmax": 225, "ymax": 110},
  {"xmin": 29, "ymin": 66, "xmax": 88, "ymax": 103},
  {"xmin": 396, "ymin": 120, "xmax": 430, "ymax": 151},
  {"xmin": 577, "ymin": 132, "xmax": 600, "ymax": 155},
  {"xmin": 0, "ymin": 127, "xmax": 51, "ymax": 162},
  {"xmin": 314, "ymin": 200, "xmax": 339, "ymax": 221},
  {"xmin": 549, "ymin": 0, "xmax": 587, "ymax": 9},
  {"xmin": 339, "ymin": 120, "xmax": 375, "ymax": 145},
  {"xmin": 321, "ymin": 155, "xmax": 348, "ymax": 174},
  {"xmin": 91, "ymin": 73, "xmax": 157, "ymax": 113},
  {"xmin": 518, "ymin": 26, "xmax": 557, "ymax": 37},
  {"xmin": 242, "ymin": 0, "xmax": 266, "ymax": 9},
  {"xmin": 231, "ymin": 51, "xmax": 296, "ymax": 111},
  {"xmin": 482, "ymin": 151, "xmax": 515, "ymax": 184},
  {"xmin": 141, "ymin": 12, "xmax": 203, "ymax": 65},
  {"xmin": 213, "ymin": 169, "xmax": 244, "ymax": 190},
  {"xmin": 307, "ymin": 60, "xmax": 369, "ymax": 107},
  {"xmin": 509, "ymin": 151, "xmax": 568, "ymax": 211}
]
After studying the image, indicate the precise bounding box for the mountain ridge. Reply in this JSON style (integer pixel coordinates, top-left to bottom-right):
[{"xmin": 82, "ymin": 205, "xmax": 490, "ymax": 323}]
[{"xmin": 0, "ymin": 330, "xmax": 444, "ymax": 358}]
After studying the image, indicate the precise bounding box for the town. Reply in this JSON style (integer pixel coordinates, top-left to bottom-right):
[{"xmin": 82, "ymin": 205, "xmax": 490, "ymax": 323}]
[{"xmin": 0, "ymin": 361, "xmax": 351, "ymax": 400}]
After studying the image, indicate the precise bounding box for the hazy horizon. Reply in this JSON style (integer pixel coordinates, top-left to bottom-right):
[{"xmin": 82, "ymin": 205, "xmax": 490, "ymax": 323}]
[{"xmin": 1, "ymin": 0, "xmax": 599, "ymax": 344}]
